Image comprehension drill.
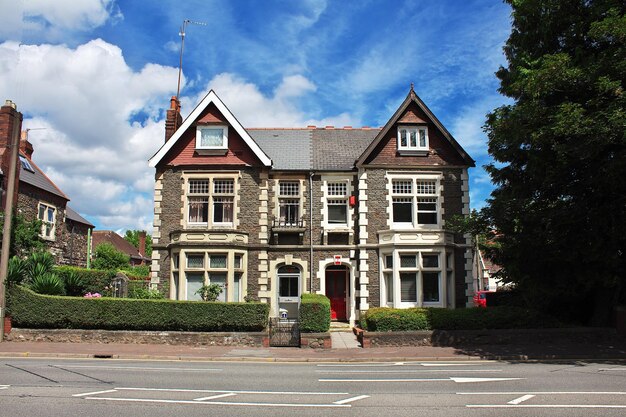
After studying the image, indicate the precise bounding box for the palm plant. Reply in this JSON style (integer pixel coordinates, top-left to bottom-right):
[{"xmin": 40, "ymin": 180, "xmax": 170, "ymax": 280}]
[
  {"xmin": 5, "ymin": 256, "xmax": 26, "ymax": 287},
  {"xmin": 30, "ymin": 272, "xmax": 65, "ymax": 295}
]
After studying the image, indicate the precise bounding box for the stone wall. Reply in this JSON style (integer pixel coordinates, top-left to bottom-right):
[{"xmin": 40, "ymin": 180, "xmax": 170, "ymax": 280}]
[{"xmin": 300, "ymin": 332, "xmax": 332, "ymax": 349}]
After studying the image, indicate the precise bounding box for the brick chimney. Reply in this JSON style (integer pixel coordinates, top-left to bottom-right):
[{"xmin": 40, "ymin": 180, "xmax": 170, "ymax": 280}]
[
  {"xmin": 164, "ymin": 96, "xmax": 182, "ymax": 142},
  {"xmin": 138, "ymin": 231, "xmax": 147, "ymax": 258},
  {"xmin": 0, "ymin": 100, "xmax": 23, "ymax": 210},
  {"xmin": 20, "ymin": 130, "xmax": 34, "ymax": 159}
]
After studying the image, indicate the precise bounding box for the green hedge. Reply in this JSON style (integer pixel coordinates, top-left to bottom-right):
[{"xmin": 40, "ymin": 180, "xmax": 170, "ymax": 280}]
[
  {"xmin": 7, "ymin": 285, "xmax": 269, "ymax": 332},
  {"xmin": 299, "ymin": 293, "xmax": 331, "ymax": 333},
  {"xmin": 54, "ymin": 266, "xmax": 116, "ymax": 295},
  {"xmin": 363, "ymin": 306, "xmax": 562, "ymax": 331}
]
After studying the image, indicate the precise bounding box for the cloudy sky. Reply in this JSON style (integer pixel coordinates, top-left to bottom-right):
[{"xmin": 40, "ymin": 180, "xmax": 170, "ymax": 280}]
[{"xmin": 0, "ymin": 0, "xmax": 512, "ymax": 233}]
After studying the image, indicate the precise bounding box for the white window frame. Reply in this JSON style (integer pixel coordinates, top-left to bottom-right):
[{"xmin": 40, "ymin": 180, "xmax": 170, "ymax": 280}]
[
  {"xmin": 196, "ymin": 125, "xmax": 228, "ymax": 150},
  {"xmin": 389, "ymin": 174, "xmax": 441, "ymax": 229},
  {"xmin": 277, "ymin": 180, "xmax": 302, "ymax": 226},
  {"xmin": 397, "ymin": 125, "xmax": 429, "ymax": 153},
  {"xmin": 37, "ymin": 202, "xmax": 56, "ymax": 240},
  {"xmin": 185, "ymin": 175, "xmax": 237, "ymax": 229},
  {"xmin": 324, "ymin": 179, "xmax": 350, "ymax": 228}
]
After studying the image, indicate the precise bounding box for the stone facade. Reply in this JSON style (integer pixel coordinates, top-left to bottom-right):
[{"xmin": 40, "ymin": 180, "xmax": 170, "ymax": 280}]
[{"xmin": 149, "ymin": 88, "xmax": 475, "ymax": 325}]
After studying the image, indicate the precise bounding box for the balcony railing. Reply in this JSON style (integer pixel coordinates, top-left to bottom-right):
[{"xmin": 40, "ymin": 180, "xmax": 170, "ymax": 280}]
[{"xmin": 271, "ymin": 216, "xmax": 305, "ymax": 229}]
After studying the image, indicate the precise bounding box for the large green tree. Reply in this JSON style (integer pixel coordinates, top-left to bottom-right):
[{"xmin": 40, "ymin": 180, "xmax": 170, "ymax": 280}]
[{"xmin": 483, "ymin": 0, "xmax": 625, "ymax": 325}]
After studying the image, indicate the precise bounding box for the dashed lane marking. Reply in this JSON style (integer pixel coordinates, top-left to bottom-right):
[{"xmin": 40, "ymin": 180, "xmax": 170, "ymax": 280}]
[
  {"xmin": 321, "ymin": 377, "xmax": 523, "ymax": 383},
  {"xmin": 73, "ymin": 389, "xmax": 119, "ymax": 397},
  {"xmin": 508, "ymin": 394, "xmax": 535, "ymax": 404}
]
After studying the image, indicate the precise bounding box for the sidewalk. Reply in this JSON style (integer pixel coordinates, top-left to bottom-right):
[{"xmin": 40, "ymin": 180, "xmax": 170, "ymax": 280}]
[{"xmin": 0, "ymin": 339, "xmax": 624, "ymax": 362}]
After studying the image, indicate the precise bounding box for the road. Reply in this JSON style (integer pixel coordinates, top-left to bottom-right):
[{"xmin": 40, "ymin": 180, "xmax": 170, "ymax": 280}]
[{"xmin": 1, "ymin": 358, "xmax": 625, "ymax": 416}]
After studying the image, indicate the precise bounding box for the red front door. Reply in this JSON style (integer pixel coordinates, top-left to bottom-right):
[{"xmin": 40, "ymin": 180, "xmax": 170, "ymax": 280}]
[{"xmin": 326, "ymin": 268, "xmax": 347, "ymax": 321}]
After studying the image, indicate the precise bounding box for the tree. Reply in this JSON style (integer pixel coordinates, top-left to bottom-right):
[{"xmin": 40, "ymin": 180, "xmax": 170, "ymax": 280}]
[
  {"xmin": 483, "ymin": 0, "xmax": 625, "ymax": 325},
  {"xmin": 0, "ymin": 213, "xmax": 44, "ymax": 257},
  {"xmin": 123, "ymin": 230, "xmax": 152, "ymax": 257},
  {"xmin": 92, "ymin": 243, "xmax": 130, "ymax": 270}
]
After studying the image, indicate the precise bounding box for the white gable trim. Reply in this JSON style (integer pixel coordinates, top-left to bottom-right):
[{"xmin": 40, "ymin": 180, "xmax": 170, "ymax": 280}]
[{"xmin": 149, "ymin": 90, "xmax": 272, "ymax": 167}]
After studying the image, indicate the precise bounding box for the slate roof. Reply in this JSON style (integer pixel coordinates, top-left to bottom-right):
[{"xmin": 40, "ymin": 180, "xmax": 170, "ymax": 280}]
[
  {"xmin": 249, "ymin": 128, "xmax": 379, "ymax": 171},
  {"xmin": 65, "ymin": 205, "xmax": 94, "ymax": 227},
  {"xmin": 18, "ymin": 153, "xmax": 68, "ymax": 200},
  {"xmin": 249, "ymin": 129, "xmax": 312, "ymax": 170}
]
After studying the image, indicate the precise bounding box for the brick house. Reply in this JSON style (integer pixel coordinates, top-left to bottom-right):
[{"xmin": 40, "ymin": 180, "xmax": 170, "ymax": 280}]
[
  {"xmin": 0, "ymin": 100, "xmax": 94, "ymax": 266},
  {"xmin": 149, "ymin": 87, "xmax": 474, "ymax": 323},
  {"xmin": 92, "ymin": 230, "xmax": 150, "ymax": 266}
]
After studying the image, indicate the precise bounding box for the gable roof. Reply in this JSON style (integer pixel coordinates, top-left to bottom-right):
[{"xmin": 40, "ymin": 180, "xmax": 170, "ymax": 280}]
[
  {"xmin": 149, "ymin": 90, "xmax": 272, "ymax": 168},
  {"xmin": 65, "ymin": 205, "xmax": 94, "ymax": 228},
  {"xmin": 249, "ymin": 129, "xmax": 312, "ymax": 170},
  {"xmin": 19, "ymin": 152, "xmax": 69, "ymax": 200},
  {"xmin": 356, "ymin": 87, "xmax": 475, "ymax": 167}
]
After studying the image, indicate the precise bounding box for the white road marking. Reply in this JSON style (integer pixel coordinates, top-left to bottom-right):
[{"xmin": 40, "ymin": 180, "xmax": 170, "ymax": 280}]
[
  {"xmin": 0, "ymin": 385, "xmax": 9, "ymax": 390},
  {"xmin": 599, "ymin": 368, "xmax": 626, "ymax": 372},
  {"xmin": 420, "ymin": 362, "xmax": 496, "ymax": 366},
  {"xmin": 56, "ymin": 365, "xmax": 222, "ymax": 372},
  {"xmin": 333, "ymin": 395, "xmax": 370, "ymax": 405},
  {"xmin": 508, "ymin": 394, "xmax": 535, "ymax": 404},
  {"xmin": 194, "ymin": 393, "xmax": 237, "ymax": 401},
  {"xmin": 73, "ymin": 389, "xmax": 118, "ymax": 397},
  {"xmin": 115, "ymin": 387, "xmax": 349, "ymax": 395},
  {"xmin": 321, "ymin": 377, "xmax": 522, "ymax": 383},
  {"xmin": 86, "ymin": 397, "xmax": 353, "ymax": 408},
  {"xmin": 457, "ymin": 391, "xmax": 626, "ymax": 395},
  {"xmin": 317, "ymin": 361, "xmax": 494, "ymax": 368},
  {"xmin": 317, "ymin": 369, "xmax": 503, "ymax": 374},
  {"xmin": 468, "ymin": 405, "xmax": 626, "ymax": 409}
]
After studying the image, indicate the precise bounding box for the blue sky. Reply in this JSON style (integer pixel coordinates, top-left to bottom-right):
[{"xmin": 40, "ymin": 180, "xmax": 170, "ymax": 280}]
[{"xmin": 0, "ymin": 0, "xmax": 512, "ymax": 233}]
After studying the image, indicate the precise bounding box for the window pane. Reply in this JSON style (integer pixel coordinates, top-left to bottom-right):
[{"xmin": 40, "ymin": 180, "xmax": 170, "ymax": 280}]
[
  {"xmin": 47, "ymin": 207, "xmax": 54, "ymax": 222},
  {"xmin": 422, "ymin": 254, "xmax": 439, "ymax": 268},
  {"xmin": 213, "ymin": 179, "xmax": 234, "ymax": 194},
  {"xmin": 417, "ymin": 198, "xmax": 437, "ymax": 225},
  {"xmin": 423, "ymin": 272, "xmax": 440, "ymax": 302},
  {"xmin": 188, "ymin": 197, "xmax": 209, "ymax": 223},
  {"xmin": 328, "ymin": 182, "xmax": 347, "ymax": 196},
  {"xmin": 279, "ymin": 199, "xmax": 299, "ymax": 225},
  {"xmin": 187, "ymin": 254, "xmax": 204, "ymax": 268},
  {"xmin": 400, "ymin": 129, "xmax": 407, "ymax": 147},
  {"xmin": 279, "ymin": 181, "xmax": 299, "ymax": 196},
  {"xmin": 186, "ymin": 273, "xmax": 204, "ymax": 301},
  {"xmin": 209, "ymin": 273, "xmax": 227, "ymax": 302},
  {"xmin": 417, "ymin": 212, "xmax": 437, "ymax": 224},
  {"xmin": 213, "ymin": 196, "xmax": 233, "ymax": 223},
  {"xmin": 400, "ymin": 255, "xmax": 417, "ymax": 268},
  {"xmin": 189, "ymin": 179, "xmax": 209, "ymax": 194},
  {"xmin": 328, "ymin": 202, "xmax": 347, "ymax": 223},
  {"xmin": 38, "ymin": 205, "xmax": 45, "ymax": 220},
  {"xmin": 279, "ymin": 276, "xmax": 299, "ymax": 297},
  {"xmin": 419, "ymin": 129, "xmax": 427, "ymax": 147},
  {"xmin": 385, "ymin": 255, "xmax": 393, "ymax": 269},
  {"xmin": 234, "ymin": 273, "xmax": 241, "ymax": 302},
  {"xmin": 416, "ymin": 181, "xmax": 436, "ymax": 195},
  {"xmin": 384, "ymin": 273, "xmax": 393, "ymax": 304},
  {"xmin": 400, "ymin": 273, "xmax": 417, "ymax": 302},
  {"xmin": 392, "ymin": 180, "xmax": 412, "ymax": 194},
  {"xmin": 410, "ymin": 130, "xmax": 417, "ymax": 147},
  {"xmin": 392, "ymin": 198, "xmax": 412, "ymax": 223},
  {"xmin": 210, "ymin": 255, "xmax": 227, "ymax": 268},
  {"xmin": 172, "ymin": 272, "xmax": 179, "ymax": 300},
  {"xmin": 234, "ymin": 255, "xmax": 242, "ymax": 269},
  {"xmin": 200, "ymin": 128, "xmax": 223, "ymax": 147}
]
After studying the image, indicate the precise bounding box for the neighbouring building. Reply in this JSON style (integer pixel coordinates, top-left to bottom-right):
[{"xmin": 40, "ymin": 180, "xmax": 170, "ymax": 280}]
[
  {"xmin": 92, "ymin": 230, "xmax": 150, "ymax": 266},
  {"xmin": 0, "ymin": 100, "xmax": 94, "ymax": 266},
  {"xmin": 149, "ymin": 87, "xmax": 475, "ymax": 323}
]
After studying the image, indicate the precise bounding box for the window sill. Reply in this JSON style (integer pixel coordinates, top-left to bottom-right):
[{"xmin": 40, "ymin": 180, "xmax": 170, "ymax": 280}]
[
  {"xmin": 397, "ymin": 149, "xmax": 429, "ymax": 156},
  {"xmin": 195, "ymin": 148, "xmax": 228, "ymax": 156}
]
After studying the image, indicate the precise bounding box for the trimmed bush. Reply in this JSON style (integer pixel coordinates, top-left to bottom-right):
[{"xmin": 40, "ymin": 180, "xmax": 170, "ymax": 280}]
[
  {"xmin": 364, "ymin": 307, "xmax": 430, "ymax": 331},
  {"xmin": 299, "ymin": 293, "xmax": 331, "ymax": 333},
  {"xmin": 55, "ymin": 266, "xmax": 116, "ymax": 296},
  {"xmin": 7, "ymin": 285, "xmax": 269, "ymax": 332},
  {"xmin": 363, "ymin": 306, "xmax": 562, "ymax": 331}
]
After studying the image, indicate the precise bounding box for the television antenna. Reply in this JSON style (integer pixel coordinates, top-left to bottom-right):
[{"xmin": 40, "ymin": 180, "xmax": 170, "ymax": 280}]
[{"xmin": 176, "ymin": 19, "xmax": 207, "ymax": 100}]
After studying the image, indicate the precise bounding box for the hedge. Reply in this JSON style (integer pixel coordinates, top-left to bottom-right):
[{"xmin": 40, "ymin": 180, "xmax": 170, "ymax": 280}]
[
  {"xmin": 7, "ymin": 285, "xmax": 269, "ymax": 332},
  {"xmin": 299, "ymin": 293, "xmax": 331, "ymax": 333},
  {"xmin": 54, "ymin": 266, "xmax": 116, "ymax": 295},
  {"xmin": 363, "ymin": 306, "xmax": 562, "ymax": 331}
]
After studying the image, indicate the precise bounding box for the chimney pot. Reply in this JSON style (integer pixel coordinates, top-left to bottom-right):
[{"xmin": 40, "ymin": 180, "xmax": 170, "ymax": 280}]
[{"xmin": 3, "ymin": 99, "xmax": 16, "ymax": 109}]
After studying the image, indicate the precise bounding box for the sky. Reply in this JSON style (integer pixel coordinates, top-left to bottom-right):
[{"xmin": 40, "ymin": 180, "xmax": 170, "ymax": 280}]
[{"xmin": 0, "ymin": 0, "xmax": 512, "ymax": 234}]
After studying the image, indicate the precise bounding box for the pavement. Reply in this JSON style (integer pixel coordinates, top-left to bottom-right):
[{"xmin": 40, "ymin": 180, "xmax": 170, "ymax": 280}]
[{"xmin": 1, "ymin": 331, "xmax": 625, "ymax": 362}]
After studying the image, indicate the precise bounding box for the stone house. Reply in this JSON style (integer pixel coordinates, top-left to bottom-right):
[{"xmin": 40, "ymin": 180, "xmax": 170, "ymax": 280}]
[
  {"xmin": 0, "ymin": 100, "xmax": 94, "ymax": 266},
  {"xmin": 149, "ymin": 87, "xmax": 474, "ymax": 323}
]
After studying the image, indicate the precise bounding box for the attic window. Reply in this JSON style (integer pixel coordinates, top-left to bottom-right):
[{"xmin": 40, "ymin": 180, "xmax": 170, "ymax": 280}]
[
  {"xmin": 196, "ymin": 125, "xmax": 228, "ymax": 154},
  {"xmin": 19, "ymin": 155, "xmax": 35, "ymax": 173},
  {"xmin": 397, "ymin": 126, "xmax": 428, "ymax": 155}
]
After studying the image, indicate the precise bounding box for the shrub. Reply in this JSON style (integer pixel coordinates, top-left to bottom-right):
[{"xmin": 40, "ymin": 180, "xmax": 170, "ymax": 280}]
[
  {"xmin": 299, "ymin": 293, "xmax": 331, "ymax": 333},
  {"xmin": 6, "ymin": 256, "xmax": 26, "ymax": 287},
  {"xmin": 92, "ymin": 243, "xmax": 130, "ymax": 270},
  {"xmin": 364, "ymin": 307, "xmax": 430, "ymax": 331},
  {"xmin": 128, "ymin": 286, "xmax": 165, "ymax": 299},
  {"xmin": 7, "ymin": 285, "xmax": 270, "ymax": 332},
  {"xmin": 123, "ymin": 264, "xmax": 150, "ymax": 278},
  {"xmin": 24, "ymin": 251, "xmax": 55, "ymax": 284},
  {"xmin": 55, "ymin": 266, "xmax": 116, "ymax": 295},
  {"xmin": 30, "ymin": 272, "xmax": 65, "ymax": 296},
  {"xmin": 196, "ymin": 284, "xmax": 223, "ymax": 302},
  {"xmin": 429, "ymin": 306, "xmax": 562, "ymax": 330},
  {"xmin": 62, "ymin": 271, "xmax": 86, "ymax": 296}
]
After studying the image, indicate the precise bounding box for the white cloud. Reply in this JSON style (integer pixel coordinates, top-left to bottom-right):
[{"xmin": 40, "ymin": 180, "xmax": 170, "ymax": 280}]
[{"xmin": 0, "ymin": 0, "xmax": 121, "ymax": 41}]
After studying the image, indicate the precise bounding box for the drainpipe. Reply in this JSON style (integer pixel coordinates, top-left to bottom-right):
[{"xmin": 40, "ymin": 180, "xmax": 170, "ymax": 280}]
[
  {"xmin": 86, "ymin": 227, "xmax": 92, "ymax": 269},
  {"xmin": 309, "ymin": 171, "xmax": 314, "ymax": 294}
]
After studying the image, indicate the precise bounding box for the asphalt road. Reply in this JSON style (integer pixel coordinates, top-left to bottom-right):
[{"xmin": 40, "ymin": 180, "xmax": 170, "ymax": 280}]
[{"xmin": 1, "ymin": 358, "xmax": 625, "ymax": 416}]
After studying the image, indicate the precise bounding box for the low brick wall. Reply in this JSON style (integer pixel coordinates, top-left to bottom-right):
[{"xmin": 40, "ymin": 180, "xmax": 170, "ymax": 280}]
[
  {"xmin": 360, "ymin": 328, "xmax": 626, "ymax": 348},
  {"xmin": 6, "ymin": 328, "xmax": 266, "ymax": 347},
  {"xmin": 300, "ymin": 332, "xmax": 331, "ymax": 349}
]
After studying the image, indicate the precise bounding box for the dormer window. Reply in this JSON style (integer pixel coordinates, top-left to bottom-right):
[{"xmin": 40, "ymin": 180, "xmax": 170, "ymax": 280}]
[
  {"xmin": 397, "ymin": 126, "xmax": 428, "ymax": 155},
  {"xmin": 196, "ymin": 125, "xmax": 228, "ymax": 154}
]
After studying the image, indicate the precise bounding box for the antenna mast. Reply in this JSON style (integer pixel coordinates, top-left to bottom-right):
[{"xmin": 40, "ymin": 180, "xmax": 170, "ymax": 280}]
[{"xmin": 176, "ymin": 19, "xmax": 207, "ymax": 101}]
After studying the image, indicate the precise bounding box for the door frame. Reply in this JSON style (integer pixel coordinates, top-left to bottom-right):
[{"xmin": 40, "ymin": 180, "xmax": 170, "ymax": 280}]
[{"xmin": 325, "ymin": 265, "xmax": 349, "ymax": 321}]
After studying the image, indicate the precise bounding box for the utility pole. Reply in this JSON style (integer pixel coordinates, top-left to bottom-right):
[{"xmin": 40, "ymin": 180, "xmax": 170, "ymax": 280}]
[{"xmin": 0, "ymin": 100, "xmax": 22, "ymax": 342}]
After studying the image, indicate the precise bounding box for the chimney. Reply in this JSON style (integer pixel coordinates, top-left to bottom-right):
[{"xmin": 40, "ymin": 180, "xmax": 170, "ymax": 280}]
[
  {"xmin": 164, "ymin": 96, "xmax": 182, "ymax": 142},
  {"xmin": 20, "ymin": 130, "xmax": 34, "ymax": 159},
  {"xmin": 138, "ymin": 231, "xmax": 147, "ymax": 259}
]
